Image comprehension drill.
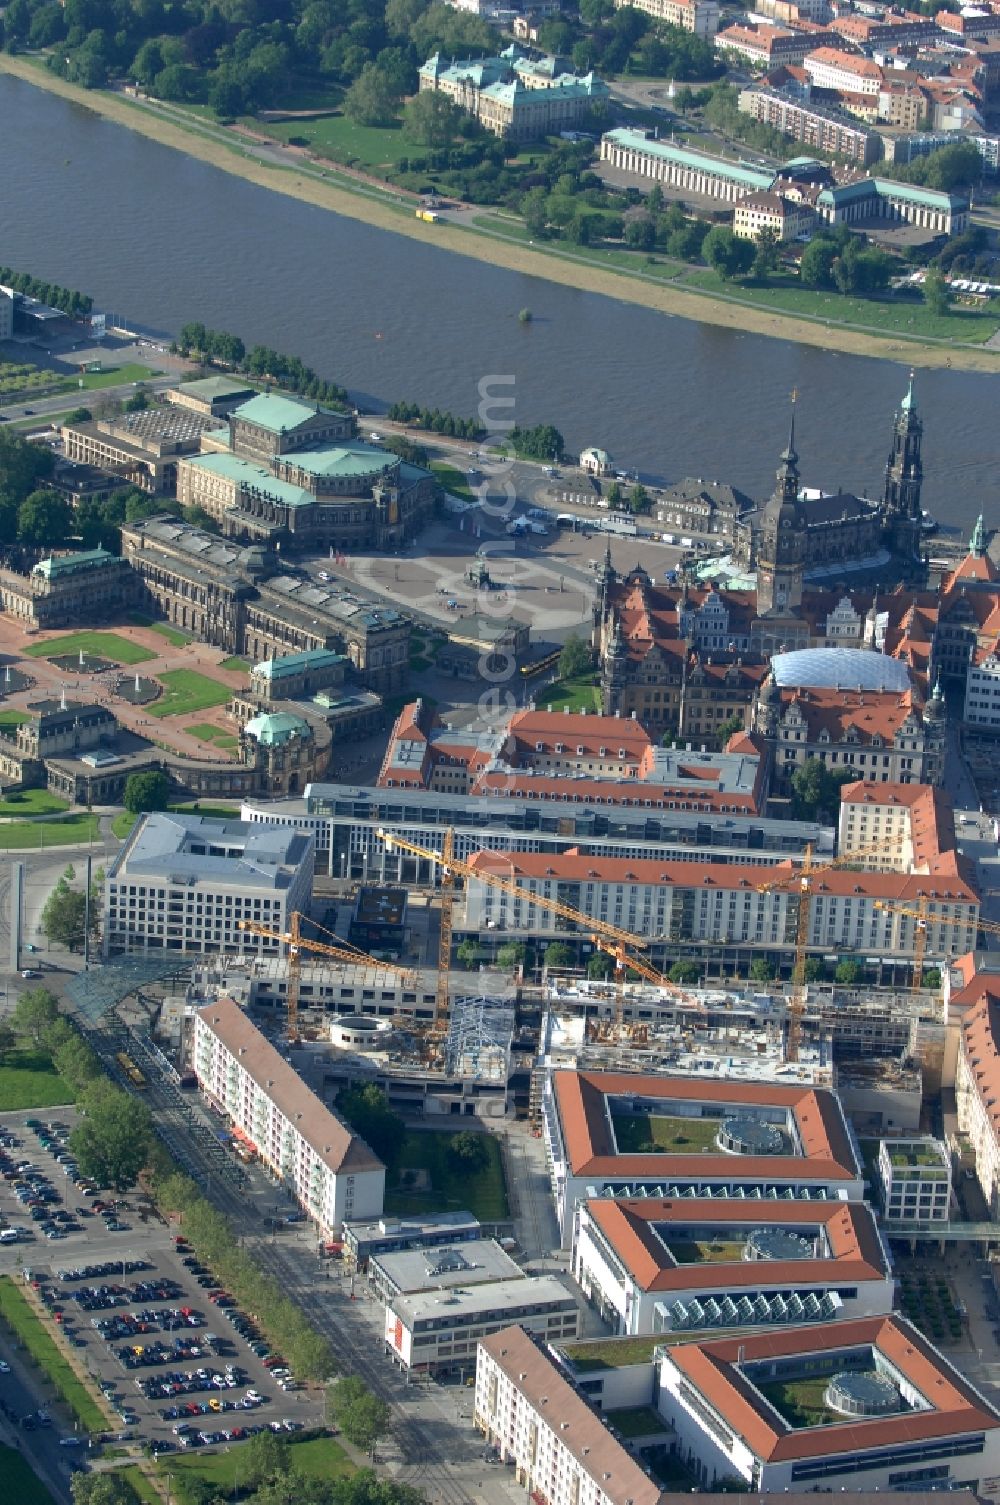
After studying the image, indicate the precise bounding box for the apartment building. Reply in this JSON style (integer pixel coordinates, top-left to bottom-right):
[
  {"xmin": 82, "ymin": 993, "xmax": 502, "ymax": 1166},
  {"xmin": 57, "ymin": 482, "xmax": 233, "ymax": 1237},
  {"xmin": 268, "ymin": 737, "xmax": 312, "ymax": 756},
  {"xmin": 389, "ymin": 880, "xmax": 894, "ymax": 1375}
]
[
  {"xmin": 738, "ymin": 86, "xmax": 880, "ymax": 162},
  {"xmin": 192, "ymin": 998, "xmax": 384, "ymax": 1231},
  {"xmin": 657, "ymin": 1315, "xmax": 1000, "ymax": 1491},
  {"xmin": 716, "ymin": 21, "xmax": 833, "ymax": 65},
  {"xmin": 385, "ymin": 1275, "xmax": 578, "ymax": 1371},
  {"xmin": 103, "ymin": 812, "xmax": 314, "ymax": 956},
  {"xmin": 956, "ymin": 971, "xmax": 1000, "ymax": 1215},
  {"xmin": 964, "ymin": 647, "xmax": 1000, "ymax": 731},
  {"xmin": 613, "ymin": 0, "xmax": 719, "ymax": 35},
  {"xmin": 461, "ymin": 849, "xmax": 979, "ymax": 978},
  {"xmin": 804, "ymin": 45, "xmax": 885, "ymax": 93},
  {"xmin": 572, "ymin": 1196, "xmax": 893, "ymax": 1335},
  {"xmin": 838, "ymin": 778, "xmax": 959, "ymax": 872},
  {"xmin": 475, "ymin": 1325, "xmax": 665, "ymax": 1505},
  {"xmin": 877, "ymin": 1136, "xmax": 951, "ymax": 1226},
  {"xmin": 542, "ymin": 1070, "xmax": 864, "ymax": 1246}
]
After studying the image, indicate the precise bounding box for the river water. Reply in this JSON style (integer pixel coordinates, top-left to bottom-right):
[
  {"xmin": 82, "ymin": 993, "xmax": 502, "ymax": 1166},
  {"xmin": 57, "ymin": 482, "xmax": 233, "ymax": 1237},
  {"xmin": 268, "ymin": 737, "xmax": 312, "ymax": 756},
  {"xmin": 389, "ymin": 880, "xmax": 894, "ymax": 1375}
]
[{"xmin": 2, "ymin": 72, "xmax": 997, "ymax": 531}]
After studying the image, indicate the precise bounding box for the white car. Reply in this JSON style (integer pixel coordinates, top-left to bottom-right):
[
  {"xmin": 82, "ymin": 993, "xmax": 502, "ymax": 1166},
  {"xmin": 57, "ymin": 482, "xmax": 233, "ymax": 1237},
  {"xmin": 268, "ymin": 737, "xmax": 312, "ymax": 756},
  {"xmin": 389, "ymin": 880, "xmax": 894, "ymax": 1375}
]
[{"xmin": 0, "ymin": 1360, "xmax": 10, "ymax": 1372}]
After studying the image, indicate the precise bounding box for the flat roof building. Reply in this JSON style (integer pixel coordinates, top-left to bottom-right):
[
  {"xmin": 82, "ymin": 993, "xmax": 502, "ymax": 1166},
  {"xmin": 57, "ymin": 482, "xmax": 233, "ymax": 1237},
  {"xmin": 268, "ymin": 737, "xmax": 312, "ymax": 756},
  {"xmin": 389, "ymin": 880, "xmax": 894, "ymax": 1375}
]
[
  {"xmin": 543, "ymin": 1070, "xmax": 864, "ymax": 1245},
  {"xmin": 193, "ymin": 998, "xmax": 383, "ymax": 1232},
  {"xmin": 104, "ymin": 812, "xmax": 314, "ymax": 956},
  {"xmin": 343, "ymin": 1210, "xmax": 481, "ymax": 1271},
  {"xmin": 878, "ymin": 1135, "xmax": 951, "ymax": 1227},
  {"xmin": 369, "ymin": 1236, "xmax": 521, "ymax": 1303},
  {"xmin": 573, "ymin": 1196, "xmax": 893, "ymax": 1336},
  {"xmin": 385, "ymin": 1274, "xmax": 579, "ymax": 1371}
]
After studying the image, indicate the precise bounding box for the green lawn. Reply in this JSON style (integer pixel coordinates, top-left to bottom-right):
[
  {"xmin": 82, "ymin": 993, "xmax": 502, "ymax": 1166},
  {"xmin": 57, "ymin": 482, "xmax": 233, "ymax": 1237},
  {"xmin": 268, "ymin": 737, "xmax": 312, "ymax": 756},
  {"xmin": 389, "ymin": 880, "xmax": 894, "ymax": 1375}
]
[
  {"xmin": 149, "ymin": 670, "xmax": 233, "ymax": 718},
  {"xmin": 24, "ymin": 631, "xmax": 154, "ymax": 665},
  {"xmin": 612, "ymin": 1112, "xmax": 722, "ymax": 1154},
  {"xmin": 148, "ymin": 621, "xmax": 192, "ymax": 647},
  {"xmin": 606, "ymin": 1406, "xmax": 667, "ymax": 1437},
  {"xmin": 220, "ymin": 656, "xmax": 251, "ymax": 672},
  {"xmin": 185, "ymin": 722, "xmax": 239, "ymax": 751},
  {"xmin": 170, "ymin": 801, "xmax": 241, "ymax": 819},
  {"xmin": 430, "ymin": 460, "xmax": 475, "ymax": 502},
  {"xmin": 0, "ymin": 789, "xmax": 70, "ymax": 817},
  {"xmin": 668, "ymin": 1239, "xmax": 747, "ymax": 1265},
  {"xmin": 111, "ymin": 811, "xmax": 138, "ymax": 839},
  {"xmin": 116, "ymin": 1465, "xmax": 161, "ymax": 1505},
  {"xmin": 0, "ymin": 812, "xmax": 101, "ymax": 850},
  {"xmin": 385, "ymin": 1129, "xmax": 509, "ymax": 1220},
  {"xmin": 252, "ymin": 109, "xmax": 415, "ymax": 175},
  {"xmin": 563, "ymin": 1335, "xmax": 664, "ymax": 1370},
  {"xmin": 0, "ymin": 1443, "xmax": 56, "ymax": 1505},
  {"xmin": 169, "ymin": 1435, "xmax": 353, "ymax": 1504},
  {"xmin": 74, "ymin": 362, "xmax": 158, "ymax": 391},
  {"xmin": 0, "ymin": 709, "xmax": 30, "ymax": 729},
  {"xmin": 681, "ymin": 266, "xmax": 1000, "ymax": 345},
  {"xmin": 536, "ymin": 673, "xmax": 601, "ymax": 713},
  {"xmin": 0, "ymin": 1050, "xmax": 74, "ymax": 1111},
  {"xmin": 756, "ymin": 1375, "xmax": 836, "ymax": 1428},
  {"xmin": 0, "ymin": 1278, "xmax": 106, "ymax": 1432}
]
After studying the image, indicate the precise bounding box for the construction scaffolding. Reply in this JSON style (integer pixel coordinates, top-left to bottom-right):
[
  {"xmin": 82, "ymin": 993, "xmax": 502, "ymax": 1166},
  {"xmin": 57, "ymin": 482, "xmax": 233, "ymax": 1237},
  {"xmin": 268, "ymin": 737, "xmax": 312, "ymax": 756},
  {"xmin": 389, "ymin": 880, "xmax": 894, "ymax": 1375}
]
[{"xmin": 444, "ymin": 993, "xmax": 515, "ymax": 1082}]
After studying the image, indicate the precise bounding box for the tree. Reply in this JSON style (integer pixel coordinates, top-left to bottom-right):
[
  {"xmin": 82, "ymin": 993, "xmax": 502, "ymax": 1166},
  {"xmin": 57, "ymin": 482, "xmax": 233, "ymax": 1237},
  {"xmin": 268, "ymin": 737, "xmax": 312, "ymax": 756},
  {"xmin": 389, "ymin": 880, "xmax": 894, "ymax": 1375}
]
[
  {"xmin": 587, "ymin": 953, "xmax": 614, "ymax": 980},
  {"xmin": 456, "ymin": 938, "xmax": 480, "ymax": 970},
  {"xmin": 11, "ymin": 987, "xmax": 60, "ymax": 1047},
  {"xmin": 559, "ymin": 634, "xmax": 591, "ymax": 680},
  {"xmin": 791, "ymin": 758, "xmax": 854, "ymax": 820},
  {"xmin": 702, "ymin": 226, "xmax": 754, "ymax": 280},
  {"xmin": 606, "ymin": 481, "xmax": 623, "ymax": 509},
  {"xmin": 496, "ymin": 940, "xmax": 527, "ymax": 970},
  {"xmin": 923, "ymin": 267, "xmax": 951, "ymax": 317},
  {"xmin": 123, "ymin": 769, "xmax": 170, "ymax": 814},
  {"xmin": 52, "ymin": 1034, "xmax": 101, "ymax": 1093},
  {"xmin": 799, "ymin": 237, "xmax": 837, "ymax": 290},
  {"xmin": 17, "ymin": 488, "xmax": 72, "ymax": 547},
  {"xmin": 751, "ymin": 224, "xmax": 780, "ymax": 282},
  {"xmin": 715, "ymin": 713, "xmax": 744, "ymax": 749},
  {"xmin": 668, "ymin": 960, "xmax": 699, "ymax": 984},
  {"xmin": 0, "ymin": 1023, "xmax": 16, "ymax": 1065},
  {"xmin": 802, "ymin": 958, "xmax": 825, "ymax": 983},
  {"xmin": 404, "ymin": 88, "xmax": 461, "ymax": 148},
  {"xmin": 72, "ymin": 1475, "xmax": 143, "ymax": 1505},
  {"xmin": 343, "ymin": 63, "xmax": 400, "ymax": 126},
  {"xmin": 629, "ymin": 483, "xmax": 650, "ymax": 514},
  {"xmin": 336, "ymin": 1083, "xmax": 404, "ymax": 1169},
  {"xmin": 241, "ymin": 1427, "xmax": 290, "ymax": 1488},
  {"xmin": 749, "ymin": 958, "xmax": 775, "ymax": 982},
  {"xmin": 69, "ymin": 1080, "xmax": 153, "ymax": 1191},
  {"xmin": 835, "ymin": 959, "xmax": 860, "ymax": 985},
  {"xmin": 544, "ymin": 941, "xmax": 575, "ymax": 970},
  {"xmin": 329, "ymin": 1376, "xmax": 391, "ymax": 1454},
  {"xmin": 448, "ymin": 1130, "xmax": 489, "ymax": 1172},
  {"xmin": 40, "ymin": 878, "xmax": 94, "ymax": 951},
  {"xmin": 625, "ymin": 215, "xmax": 655, "ymax": 252}
]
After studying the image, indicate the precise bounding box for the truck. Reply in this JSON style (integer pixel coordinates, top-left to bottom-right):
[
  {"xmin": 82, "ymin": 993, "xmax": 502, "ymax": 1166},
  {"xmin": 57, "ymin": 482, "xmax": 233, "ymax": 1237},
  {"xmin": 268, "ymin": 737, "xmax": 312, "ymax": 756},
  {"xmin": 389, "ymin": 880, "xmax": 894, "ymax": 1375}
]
[{"xmin": 415, "ymin": 209, "xmax": 440, "ymax": 223}]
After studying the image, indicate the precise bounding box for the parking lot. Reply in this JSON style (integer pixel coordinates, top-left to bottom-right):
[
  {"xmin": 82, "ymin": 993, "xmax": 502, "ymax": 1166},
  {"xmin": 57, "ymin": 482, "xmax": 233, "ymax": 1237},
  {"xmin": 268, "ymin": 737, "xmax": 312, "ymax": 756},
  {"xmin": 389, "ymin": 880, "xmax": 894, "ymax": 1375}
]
[{"xmin": 0, "ymin": 1109, "xmax": 323, "ymax": 1455}]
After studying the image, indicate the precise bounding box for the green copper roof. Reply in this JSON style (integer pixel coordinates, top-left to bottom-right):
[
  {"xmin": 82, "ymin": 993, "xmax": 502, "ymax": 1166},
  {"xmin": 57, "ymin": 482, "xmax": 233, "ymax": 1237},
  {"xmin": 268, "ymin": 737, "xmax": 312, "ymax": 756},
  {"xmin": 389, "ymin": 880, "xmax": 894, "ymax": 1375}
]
[
  {"xmin": 287, "ymin": 442, "xmax": 398, "ymax": 479},
  {"xmin": 33, "ymin": 547, "xmax": 118, "ymax": 579},
  {"xmin": 251, "ymin": 648, "xmax": 345, "ymax": 679},
  {"xmin": 231, "ymin": 392, "xmax": 323, "ymax": 433},
  {"xmin": 971, "ymin": 513, "xmax": 986, "ymax": 556},
  {"xmin": 244, "ymin": 711, "xmax": 310, "ymax": 746},
  {"xmin": 900, "ymin": 372, "xmax": 916, "ymax": 412},
  {"xmin": 182, "ymin": 452, "xmax": 314, "ymax": 508},
  {"xmin": 604, "ymin": 129, "xmax": 773, "ymax": 191}
]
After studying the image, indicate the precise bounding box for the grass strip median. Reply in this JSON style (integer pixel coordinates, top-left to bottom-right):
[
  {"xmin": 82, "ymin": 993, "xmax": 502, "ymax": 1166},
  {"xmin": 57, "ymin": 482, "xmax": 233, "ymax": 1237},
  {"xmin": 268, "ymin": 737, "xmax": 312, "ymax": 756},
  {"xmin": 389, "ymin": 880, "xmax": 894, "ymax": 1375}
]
[{"xmin": 0, "ymin": 1277, "xmax": 106, "ymax": 1432}]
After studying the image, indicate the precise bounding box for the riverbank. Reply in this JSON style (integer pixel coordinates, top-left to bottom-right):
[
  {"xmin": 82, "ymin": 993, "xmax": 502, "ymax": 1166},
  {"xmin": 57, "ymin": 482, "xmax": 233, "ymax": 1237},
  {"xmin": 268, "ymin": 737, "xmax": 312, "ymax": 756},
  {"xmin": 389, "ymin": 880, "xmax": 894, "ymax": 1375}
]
[{"xmin": 3, "ymin": 52, "xmax": 999, "ymax": 373}]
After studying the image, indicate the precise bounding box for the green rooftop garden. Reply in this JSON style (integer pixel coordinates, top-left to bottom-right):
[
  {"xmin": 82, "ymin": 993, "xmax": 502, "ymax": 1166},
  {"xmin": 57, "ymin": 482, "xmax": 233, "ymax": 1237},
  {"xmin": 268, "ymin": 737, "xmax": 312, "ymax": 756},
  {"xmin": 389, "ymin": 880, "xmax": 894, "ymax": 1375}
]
[
  {"xmin": 668, "ymin": 1238, "xmax": 747, "ymax": 1265},
  {"xmin": 606, "ymin": 1406, "xmax": 668, "ymax": 1438},
  {"xmin": 612, "ymin": 1112, "xmax": 722, "ymax": 1155},
  {"xmin": 754, "ymin": 1375, "xmax": 840, "ymax": 1429}
]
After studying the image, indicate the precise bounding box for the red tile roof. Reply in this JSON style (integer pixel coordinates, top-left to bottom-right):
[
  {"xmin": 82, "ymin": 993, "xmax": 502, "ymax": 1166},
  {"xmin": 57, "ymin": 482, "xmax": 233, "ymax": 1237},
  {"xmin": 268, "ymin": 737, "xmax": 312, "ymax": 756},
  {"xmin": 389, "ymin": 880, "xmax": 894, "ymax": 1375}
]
[
  {"xmin": 665, "ymin": 1316, "xmax": 1000, "ymax": 1462},
  {"xmin": 583, "ymin": 1197, "xmax": 888, "ymax": 1293},
  {"xmin": 551, "ymin": 1069, "xmax": 860, "ymax": 1183}
]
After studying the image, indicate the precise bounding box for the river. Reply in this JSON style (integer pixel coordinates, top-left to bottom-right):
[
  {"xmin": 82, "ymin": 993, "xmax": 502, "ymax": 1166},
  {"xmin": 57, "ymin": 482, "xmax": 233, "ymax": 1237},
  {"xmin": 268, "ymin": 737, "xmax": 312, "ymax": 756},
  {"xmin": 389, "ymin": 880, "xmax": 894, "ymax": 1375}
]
[{"xmin": 1, "ymin": 72, "xmax": 997, "ymax": 533}]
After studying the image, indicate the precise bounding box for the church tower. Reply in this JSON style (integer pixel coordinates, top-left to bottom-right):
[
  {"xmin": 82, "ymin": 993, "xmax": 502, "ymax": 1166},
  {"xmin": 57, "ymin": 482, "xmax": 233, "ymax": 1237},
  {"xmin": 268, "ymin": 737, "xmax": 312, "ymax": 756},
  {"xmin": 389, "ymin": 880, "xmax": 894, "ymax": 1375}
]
[
  {"xmin": 883, "ymin": 372, "xmax": 923, "ymax": 567},
  {"xmin": 756, "ymin": 400, "xmax": 806, "ymax": 617}
]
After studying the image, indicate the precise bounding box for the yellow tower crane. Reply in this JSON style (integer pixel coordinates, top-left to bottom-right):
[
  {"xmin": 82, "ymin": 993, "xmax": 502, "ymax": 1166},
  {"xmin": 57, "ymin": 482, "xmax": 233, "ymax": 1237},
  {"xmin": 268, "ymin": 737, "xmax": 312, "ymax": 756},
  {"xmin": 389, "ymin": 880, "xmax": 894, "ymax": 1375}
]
[
  {"xmin": 755, "ymin": 836, "xmax": 909, "ymax": 1061},
  {"xmin": 589, "ymin": 935, "xmax": 705, "ymax": 1031},
  {"xmin": 238, "ymin": 914, "xmax": 417, "ymax": 1041},
  {"xmin": 872, "ymin": 898, "xmax": 1000, "ymax": 990}
]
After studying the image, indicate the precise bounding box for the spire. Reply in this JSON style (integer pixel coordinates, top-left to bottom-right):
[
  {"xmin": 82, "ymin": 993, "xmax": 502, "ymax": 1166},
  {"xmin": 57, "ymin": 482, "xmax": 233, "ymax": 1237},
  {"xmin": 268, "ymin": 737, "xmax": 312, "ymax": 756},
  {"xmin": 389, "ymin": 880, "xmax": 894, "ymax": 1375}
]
[
  {"xmin": 781, "ymin": 388, "xmax": 798, "ymax": 466},
  {"xmin": 971, "ymin": 513, "xmax": 986, "ymax": 556},
  {"xmin": 900, "ymin": 369, "xmax": 916, "ymax": 414}
]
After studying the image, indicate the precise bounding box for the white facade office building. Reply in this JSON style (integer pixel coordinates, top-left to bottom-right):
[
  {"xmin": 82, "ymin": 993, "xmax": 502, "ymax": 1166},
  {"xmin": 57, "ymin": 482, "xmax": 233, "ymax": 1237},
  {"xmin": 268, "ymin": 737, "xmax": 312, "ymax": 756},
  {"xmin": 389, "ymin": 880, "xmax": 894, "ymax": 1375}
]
[{"xmin": 104, "ymin": 812, "xmax": 314, "ymax": 955}]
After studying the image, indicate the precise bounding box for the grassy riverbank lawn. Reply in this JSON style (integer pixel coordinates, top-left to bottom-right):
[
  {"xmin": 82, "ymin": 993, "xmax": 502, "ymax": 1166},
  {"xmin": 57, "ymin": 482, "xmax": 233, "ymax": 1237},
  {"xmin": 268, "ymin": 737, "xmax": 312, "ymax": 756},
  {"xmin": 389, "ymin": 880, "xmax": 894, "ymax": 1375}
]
[{"xmin": 0, "ymin": 53, "xmax": 993, "ymax": 373}]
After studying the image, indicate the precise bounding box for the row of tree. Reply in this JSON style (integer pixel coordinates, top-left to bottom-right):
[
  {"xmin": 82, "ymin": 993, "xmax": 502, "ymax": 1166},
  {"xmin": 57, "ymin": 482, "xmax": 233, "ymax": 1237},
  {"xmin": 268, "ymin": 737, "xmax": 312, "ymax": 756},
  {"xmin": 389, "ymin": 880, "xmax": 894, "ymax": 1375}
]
[
  {"xmin": 0, "ymin": 264, "xmax": 93, "ymax": 317},
  {"xmin": 174, "ymin": 324, "xmax": 350, "ymax": 408},
  {"xmin": 71, "ymin": 1446, "xmax": 423, "ymax": 1505},
  {"xmin": 150, "ymin": 1165, "xmax": 334, "ymax": 1382},
  {"xmin": 386, "ymin": 401, "xmax": 483, "ymax": 440}
]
